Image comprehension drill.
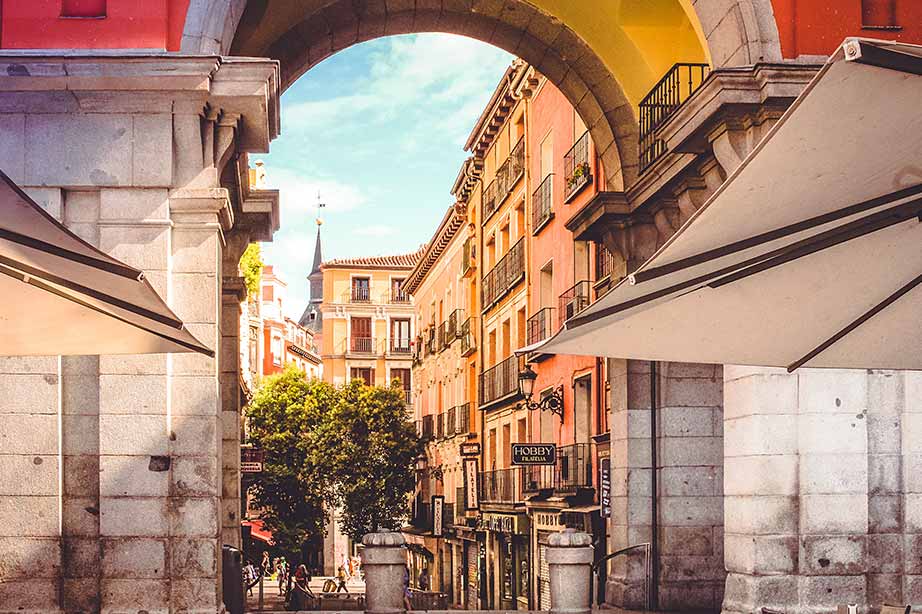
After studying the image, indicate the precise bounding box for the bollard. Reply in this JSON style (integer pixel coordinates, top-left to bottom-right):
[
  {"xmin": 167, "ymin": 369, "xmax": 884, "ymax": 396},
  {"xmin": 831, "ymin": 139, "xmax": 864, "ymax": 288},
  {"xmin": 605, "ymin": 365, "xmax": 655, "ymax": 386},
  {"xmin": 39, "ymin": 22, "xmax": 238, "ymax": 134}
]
[
  {"xmin": 547, "ymin": 529, "xmax": 593, "ymax": 614},
  {"xmin": 361, "ymin": 530, "xmax": 408, "ymax": 614}
]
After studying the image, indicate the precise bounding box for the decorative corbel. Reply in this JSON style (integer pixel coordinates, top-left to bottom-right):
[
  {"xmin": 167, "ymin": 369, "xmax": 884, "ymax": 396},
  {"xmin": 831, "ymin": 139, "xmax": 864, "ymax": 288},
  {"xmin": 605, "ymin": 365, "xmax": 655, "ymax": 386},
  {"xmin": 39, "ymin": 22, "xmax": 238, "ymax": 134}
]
[{"xmin": 215, "ymin": 111, "xmax": 242, "ymax": 178}]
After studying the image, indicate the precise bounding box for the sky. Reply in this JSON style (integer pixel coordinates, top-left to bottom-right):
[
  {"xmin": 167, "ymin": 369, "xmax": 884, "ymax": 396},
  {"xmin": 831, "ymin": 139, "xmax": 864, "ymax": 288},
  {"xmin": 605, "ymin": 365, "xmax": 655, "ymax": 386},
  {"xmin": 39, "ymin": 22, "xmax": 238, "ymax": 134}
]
[{"xmin": 260, "ymin": 33, "xmax": 513, "ymax": 320}]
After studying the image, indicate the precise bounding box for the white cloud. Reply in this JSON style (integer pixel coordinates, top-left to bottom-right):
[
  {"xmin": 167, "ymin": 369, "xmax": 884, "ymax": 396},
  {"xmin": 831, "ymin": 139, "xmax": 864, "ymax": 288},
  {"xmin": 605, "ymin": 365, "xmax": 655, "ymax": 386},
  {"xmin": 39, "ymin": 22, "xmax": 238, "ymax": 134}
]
[{"xmin": 266, "ymin": 166, "xmax": 368, "ymax": 218}]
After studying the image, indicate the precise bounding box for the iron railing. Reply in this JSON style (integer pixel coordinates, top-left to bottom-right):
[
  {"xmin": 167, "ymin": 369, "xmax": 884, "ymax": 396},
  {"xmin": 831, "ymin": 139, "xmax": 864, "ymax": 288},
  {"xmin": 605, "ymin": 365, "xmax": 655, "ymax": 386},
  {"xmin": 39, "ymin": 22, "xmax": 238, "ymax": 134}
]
[
  {"xmin": 479, "ymin": 354, "xmax": 523, "ymax": 407},
  {"xmin": 388, "ymin": 289, "xmax": 411, "ymax": 304},
  {"xmin": 403, "ymin": 389, "xmax": 413, "ymax": 405},
  {"xmin": 483, "ymin": 179, "xmax": 499, "ymax": 222},
  {"xmin": 482, "ymin": 238, "xmax": 525, "ymax": 310},
  {"xmin": 390, "ymin": 337, "xmax": 412, "ymax": 354},
  {"xmin": 564, "ymin": 131, "xmax": 592, "ymax": 200},
  {"xmin": 558, "ymin": 280, "xmax": 591, "ymax": 328},
  {"xmin": 483, "ymin": 137, "xmax": 525, "ymax": 224},
  {"xmin": 350, "ymin": 284, "xmax": 371, "ymax": 302},
  {"xmin": 532, "ymin": 174, "xmax": 554, "ymax": 233},
  {"xmin": 456, "ymin": 402, "xmax": 471, "ymax": 434},
  {"xmin": 436, "ymin": 412, "xmax": 445, "ymax": 439},
  {"xmin": 521, "ymin": 443, "xmax": 593, "ymax": 492},
  {"xmin": 421, "ymin": 415, "xmax": 434, "ymax": 441},
  {"xmin": 350, "ymin": 336, "xmax": 375, "ymax": 353},
  {"xmin": 639, "ymin": 62, "xmax": 710, "ymax": 172},
  {"xmin": 596, "ymin": 243, "xmax": 613, "ymax": 280},
  {"xmin": 446, "ymin": 406, "xmax": 456, "ymax": 438},
  {"xmin": 447, "ymin": 309, "xmax": 463, "ymax": 339},
  {"xmin": 438, "ymin": 321, "xmax": 449, "ymax": 351},
  {"xmin": 461, "ymin": 236, "xmax": 474, "ymax": 276},
  {"xmin": 459, "ymin": 317, "xmax": 476, "ymax": 356},
  {"xmin": 527, "ymin": 307, "xmax": 557, "ymax": 346},
  {"xmin": 480, "ymin": 468, "xmax": 522, "ymax": 503}
]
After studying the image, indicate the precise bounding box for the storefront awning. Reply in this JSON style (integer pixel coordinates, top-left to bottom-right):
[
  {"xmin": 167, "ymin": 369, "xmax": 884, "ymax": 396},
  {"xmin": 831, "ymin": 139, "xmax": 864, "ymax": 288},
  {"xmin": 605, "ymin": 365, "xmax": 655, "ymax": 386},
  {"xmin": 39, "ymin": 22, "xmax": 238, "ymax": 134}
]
[
  {"xmin": 0, "ymin": 169, "xmax": 212, "ymax": 356},
  {"xmin": 242, "ymin": 520, "xmax": 273, "ymax": 545},
  {"xmin": 535, "ymin": 38, "xmax": 922, "ymax": 371}
]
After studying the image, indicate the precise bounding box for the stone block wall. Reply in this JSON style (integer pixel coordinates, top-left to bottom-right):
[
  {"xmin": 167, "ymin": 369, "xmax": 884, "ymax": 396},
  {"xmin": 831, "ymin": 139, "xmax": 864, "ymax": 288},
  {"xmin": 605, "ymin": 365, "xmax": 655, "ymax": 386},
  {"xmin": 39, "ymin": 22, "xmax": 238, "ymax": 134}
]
[
  {"xmin": 722, "ymin": 367, "xmax": 922, "ymax": 613},
  {"xmin": 606, "ymin": 359, "xmax": 725, "ymax": 611}
]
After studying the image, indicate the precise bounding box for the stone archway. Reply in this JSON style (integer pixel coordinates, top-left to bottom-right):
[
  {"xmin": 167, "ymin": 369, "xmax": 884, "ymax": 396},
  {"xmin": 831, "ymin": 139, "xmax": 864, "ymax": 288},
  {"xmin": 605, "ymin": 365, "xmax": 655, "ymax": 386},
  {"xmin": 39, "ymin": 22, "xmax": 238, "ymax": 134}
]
[{"xmin": 178, "ymin": 0, "xmax": 782, "ymax": 192}]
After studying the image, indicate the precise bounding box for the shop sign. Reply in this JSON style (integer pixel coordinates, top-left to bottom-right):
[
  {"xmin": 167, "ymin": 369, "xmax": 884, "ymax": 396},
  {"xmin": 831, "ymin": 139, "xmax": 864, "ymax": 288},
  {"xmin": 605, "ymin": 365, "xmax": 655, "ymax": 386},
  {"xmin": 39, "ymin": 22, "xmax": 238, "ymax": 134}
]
[
  {"xmin": 460, "ymin": 442, "xmax": 481, "ymax": 456},
  {"xmin": 479, "ymin": 512, "xmax": 527, "ymax": 535},
  {"xmin": 511, "ymin": 443, "xmax": 556, "ymax": 466},
  {"xmin": 432, "ymin": 495, "xmax": 444, "ymax": 536},
  {"xmin": 533, "ymin": 511, "xmax": 562, "ymax": 532},
  {"xmin": 464, "ymin": 458, "xmax": 480, "ymax": 510},
  {"xmin": 600, "ymin": 458, "xmax": 611, "ymax": 519}
]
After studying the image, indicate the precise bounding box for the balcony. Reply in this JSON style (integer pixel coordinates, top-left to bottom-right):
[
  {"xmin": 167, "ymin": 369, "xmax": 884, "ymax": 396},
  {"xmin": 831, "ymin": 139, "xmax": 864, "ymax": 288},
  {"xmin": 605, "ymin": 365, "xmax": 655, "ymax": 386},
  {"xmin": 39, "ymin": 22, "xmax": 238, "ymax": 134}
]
[
  {"xmin": 390, "ymin": 337, "xmax": 412, "ymax": 354},
  {"xmin": 436, "ymin": 412, "xmax": 445, "ymax": 439},
  {"xmin": 527, "ymin": 307, "xmax": 557, "ymax": 346},
  {"xmin": 482, "ymin": 238, "xmax": 525, "ymax": 310},
  {"xmin": 420, "ymin": 415, "xmax": 434, "ymax": 441},
  {"xmin": 456, "ymin": 402, "xmax": 471, "ymax": 434},
  {"xmin": 403, "ymin": 389, "xmax": 413, "ymax": 405},
  {"xmin": 480, "ymin": 468, "xmax": 522, "ymax": 503},
  {"xmin": 558, "ymin": 280, "xmax": 591, "ymax": 328},
  {"xmin": 349, "ymin": 285, "xmax": 371, "ymax": 303},
  {"xmin": 532, "ymin": 174, "xmax": 554, "ymax": 234},
  {"xmin": 446, "ymin": 406, "xmax": 456, "ymax": 438},
  {"xmin": 521, "ymin": 443, "xmax": 593, "ymax": 493},
  {"xmin": 447, "ymin": 309, "xmax": 463, "ymax": 340},
  {"xmin": 483, "ymin": 137, "xmax": 525, "ymax": 224},
  {"xmin": 350, "ymin": 336, "xmax": 375, "ymax": 354},
  {"xmin": 564, "ymin": 131, "xmax": 592, "ymax": 202},
  {"xmin": 479, "ymin": 354, "xmax": 523, "ymax": 408},
  {"xmin": 388, "ymin": 289, "xmax": 411, "ymax": 304},
  {"xmin": 459, "ymin": 317, "xmax": 476, "ymax": 356},
  {"xmin": 639, "ymin": 62, "xmax": 710, "ymax": 172},
  {"xmin": 460, "ymin": 236, "xmax": 474, "ymax": 277}
]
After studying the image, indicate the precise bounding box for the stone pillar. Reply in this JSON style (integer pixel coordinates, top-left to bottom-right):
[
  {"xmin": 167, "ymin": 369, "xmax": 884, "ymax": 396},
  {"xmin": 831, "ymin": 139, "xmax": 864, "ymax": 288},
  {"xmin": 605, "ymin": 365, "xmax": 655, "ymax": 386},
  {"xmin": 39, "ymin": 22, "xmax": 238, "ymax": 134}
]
[
  {"xmin": 547, "ymin": 529, "xmax": 593, "ymax": 614},
  {"xmin": 361, "ymin": 531, "xmax": 408, "ymax": 614},
  {"xmin": 722, "ymin": 366, "xmax": 890, "ymax": 613}
]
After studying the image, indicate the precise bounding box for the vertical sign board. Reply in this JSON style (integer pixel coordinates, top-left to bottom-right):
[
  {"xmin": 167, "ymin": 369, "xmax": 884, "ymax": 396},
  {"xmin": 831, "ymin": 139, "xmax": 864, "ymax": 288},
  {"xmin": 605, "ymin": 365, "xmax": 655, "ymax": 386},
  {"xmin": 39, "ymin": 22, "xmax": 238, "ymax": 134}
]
[
  {"xmin": 464, "ymin": 458, "xmax": 479, "ymax": 510},
  {"xmin": 600, "ymin": 457, "xmax": 611, "ymax": 519},
  {"xmin": 432, "ymin": 495, "xmax": 444, "ymax": 536}
]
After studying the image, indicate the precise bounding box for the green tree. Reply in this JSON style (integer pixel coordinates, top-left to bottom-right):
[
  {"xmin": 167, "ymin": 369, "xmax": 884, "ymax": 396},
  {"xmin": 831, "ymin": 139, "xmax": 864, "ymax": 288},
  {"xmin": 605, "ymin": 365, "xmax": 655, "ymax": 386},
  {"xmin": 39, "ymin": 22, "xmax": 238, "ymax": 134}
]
[
  {"xmin": 245, "ymin": 366, "xmax": 336, "ymax": 560},
  {"xmin": 239, "ymin": 243, "xmax": 263, "ymax": 299},
  {"xmin": 310, "ymin": 379, "xmax": 423, "ymax": 543}
]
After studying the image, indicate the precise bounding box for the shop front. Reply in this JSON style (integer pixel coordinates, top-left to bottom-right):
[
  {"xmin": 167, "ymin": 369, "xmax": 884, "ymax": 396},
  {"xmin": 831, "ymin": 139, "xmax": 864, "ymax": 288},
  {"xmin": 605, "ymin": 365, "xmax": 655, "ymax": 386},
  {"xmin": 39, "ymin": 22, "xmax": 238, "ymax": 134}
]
[{"xmin": 480, "ymin": 512, "xmax": 530, "ymax": 610}]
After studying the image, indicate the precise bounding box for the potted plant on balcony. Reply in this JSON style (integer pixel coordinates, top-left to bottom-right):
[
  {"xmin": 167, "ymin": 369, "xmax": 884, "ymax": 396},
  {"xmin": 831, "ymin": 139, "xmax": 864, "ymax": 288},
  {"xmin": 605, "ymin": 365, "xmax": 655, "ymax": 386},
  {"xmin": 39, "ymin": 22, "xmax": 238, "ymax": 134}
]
[{"xmin": 566, "ymin": 161, "xmax": 592, "ymax": 193}]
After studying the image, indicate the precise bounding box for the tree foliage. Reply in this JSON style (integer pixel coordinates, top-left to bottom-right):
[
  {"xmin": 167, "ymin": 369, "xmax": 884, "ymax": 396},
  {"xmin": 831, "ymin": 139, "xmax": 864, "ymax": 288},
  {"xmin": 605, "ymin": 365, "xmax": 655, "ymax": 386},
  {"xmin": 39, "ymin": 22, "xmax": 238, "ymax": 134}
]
[
  {"xmin": 245, "ymin": 367, "xmax": 336, "ymax": 555},
  {"xmin": 239, "ymin": 243, "xmax": 263, "ymax": 299},
  {"xmin": 246, "ymin": 370, "xmax": 422, "ymax": 552},
  {"xmin": 309, "ymin": 380, "xmax": 423, "ymax": 542}
]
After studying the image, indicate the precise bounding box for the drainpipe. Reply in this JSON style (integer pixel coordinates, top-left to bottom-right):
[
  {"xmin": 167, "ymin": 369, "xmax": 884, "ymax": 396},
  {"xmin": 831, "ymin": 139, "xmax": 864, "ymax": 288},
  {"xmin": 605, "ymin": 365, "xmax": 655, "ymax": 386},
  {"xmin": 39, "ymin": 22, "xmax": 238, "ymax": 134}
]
[{"xmin": 649, "ymin": 360, "xmax": 659, "ymax": 610}]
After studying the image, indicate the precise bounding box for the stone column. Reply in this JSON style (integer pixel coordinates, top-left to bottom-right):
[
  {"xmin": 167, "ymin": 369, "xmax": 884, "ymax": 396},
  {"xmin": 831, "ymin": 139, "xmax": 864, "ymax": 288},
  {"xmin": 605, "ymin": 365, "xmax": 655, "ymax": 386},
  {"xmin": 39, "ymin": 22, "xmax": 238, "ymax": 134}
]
[
  {"xmin": 362, "ymin": 531, "xmax": 408, "ymax": 614},
  {"xmin": 547, "ymin": 529, "xmax": 593, "ymax": 614}
]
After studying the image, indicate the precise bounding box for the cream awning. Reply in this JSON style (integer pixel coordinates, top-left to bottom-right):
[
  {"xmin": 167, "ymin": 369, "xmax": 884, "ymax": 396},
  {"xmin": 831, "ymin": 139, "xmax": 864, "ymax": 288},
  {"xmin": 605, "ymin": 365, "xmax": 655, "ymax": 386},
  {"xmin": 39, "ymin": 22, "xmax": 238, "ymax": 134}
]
[
  {"xmin": 0, "ymin": 169, "xmax": 212, "ymax": 356},
  {"xmin": 537, "ymin": 39, "xmax": 922, "ymax": 371}
]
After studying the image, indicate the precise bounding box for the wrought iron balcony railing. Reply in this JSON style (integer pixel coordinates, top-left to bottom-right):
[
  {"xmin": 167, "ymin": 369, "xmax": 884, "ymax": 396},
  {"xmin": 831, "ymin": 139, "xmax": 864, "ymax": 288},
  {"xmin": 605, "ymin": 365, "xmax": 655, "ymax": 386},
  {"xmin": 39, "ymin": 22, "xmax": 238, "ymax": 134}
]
[
  {"xmin": 460, "ymin": 317, "xmax": 476, "ymax": 356},
  {"xmin": 350, "ymin": 336, "xmax": 375, "ymax": 353},
  {"xmin": 639, "ymin": 62, "xmax": 710, "ymax": 172},
  {"xmin": 446, "ymin": 406, "xmax": 456, "ymax": 438},
  {"xmin": 483, "ymin": 137, "xmax": 525, "ymax": 225},
  {"xmin": 388, "ymin": 289, "xmax": 411, "ymax": 304},
  {"xmin": 532, "ymin": 173, "xmax": 554, "ymax": 233},
  {"xmin": 403, "ymin": 389, "xmax": 413, "ymax": 405},
  {"xmin": 421, "ymin": 415, "xmax": 434, "ymax": 441},
  {"xmin": 436, "ymin": 412, "xmax": 445, "ymax": 439},
  {"xmin": 447, "ymin": 309, "xmax": 463, "ymax": 340},
  {"xmin": 390, "ymin": 337, "xmax": 412, "ymax": 354},
  {"xmin": 480, "ymin": 468, "xmax": 522, "ymax": 503},
  {"xmin": 350, "ymin": 286, "xmax": 371, "ymax": 303},
  {"xmin": 521, "ymin": 443, "xmax": 593, "ymax": 493},
  {"xmin": 483, "ymin": 179, "xmax": 499, "ymax": 222},
  {"xmin": 558, "ymin": 280, "xmax": 591, "ymax": 328},
  {"xmin": 564, "ymin": 131, "xmax": 592, "ymax": 201},
  {"xmin": 456, "ymin": 402, "xmax": 471, "ymax": 434},
  {"xmin": 527, "ymin": 306, "xmax": 557, "ymax": 346},
  {"xmin": 479, "ymin": 354, "xmax": 523, "ymax": 407},
  {"xmin": 482, "ymin": 238, "xmax": 525, "ymax": 310}
]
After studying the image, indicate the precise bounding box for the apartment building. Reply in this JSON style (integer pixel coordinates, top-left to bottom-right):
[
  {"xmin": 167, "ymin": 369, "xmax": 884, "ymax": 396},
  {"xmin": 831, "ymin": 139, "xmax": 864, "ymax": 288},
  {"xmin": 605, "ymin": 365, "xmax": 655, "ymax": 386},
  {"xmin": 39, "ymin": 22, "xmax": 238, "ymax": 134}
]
[
  {"xmin": 260, "ymin": 265, "xmax": 322, "ymax": 379},
  {"xmin": 318, "ymin": 250, "xmax": 420, "ymax": 395}
]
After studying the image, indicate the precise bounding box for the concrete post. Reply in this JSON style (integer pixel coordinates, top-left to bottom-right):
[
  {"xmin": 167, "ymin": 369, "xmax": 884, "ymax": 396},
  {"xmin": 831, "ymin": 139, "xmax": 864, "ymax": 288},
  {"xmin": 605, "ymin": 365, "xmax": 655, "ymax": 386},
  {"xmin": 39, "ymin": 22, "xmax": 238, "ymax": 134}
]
[
  {"xmin": 547, "ymin": 528, "xmax": 593, "ymax": 614},
  {"xmin": 361, "ymin": 531, "xmax": 407, "ymax": 614}
]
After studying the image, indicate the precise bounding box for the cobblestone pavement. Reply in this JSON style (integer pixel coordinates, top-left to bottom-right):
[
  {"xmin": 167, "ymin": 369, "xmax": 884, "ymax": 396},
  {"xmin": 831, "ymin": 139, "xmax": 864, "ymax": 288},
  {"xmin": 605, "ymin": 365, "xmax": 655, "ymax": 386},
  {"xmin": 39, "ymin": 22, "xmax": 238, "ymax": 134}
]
[{"xmin": 247, "ymin": 575, "xmax": 366, "ymax": 611}]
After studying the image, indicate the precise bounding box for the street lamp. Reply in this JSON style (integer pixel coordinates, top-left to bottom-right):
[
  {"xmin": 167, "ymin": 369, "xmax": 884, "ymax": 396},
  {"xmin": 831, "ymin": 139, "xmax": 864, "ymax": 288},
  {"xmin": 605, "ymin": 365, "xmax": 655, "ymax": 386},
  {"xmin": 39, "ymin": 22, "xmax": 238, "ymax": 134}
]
[{"xmin": 518, "ymin": 364, "xmax": 564, "ymax": 421}]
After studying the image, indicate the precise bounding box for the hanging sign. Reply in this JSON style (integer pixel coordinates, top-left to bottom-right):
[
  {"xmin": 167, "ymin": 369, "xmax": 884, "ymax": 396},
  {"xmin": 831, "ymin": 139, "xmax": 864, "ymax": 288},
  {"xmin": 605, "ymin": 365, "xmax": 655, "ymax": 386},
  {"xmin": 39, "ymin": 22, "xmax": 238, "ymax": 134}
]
[
  {"xmin": 464, "ymin": 458, "xmax": 480, "ymax": 510},
  {"xmin": 432, "ymin": 495, "xmax": 444, "ymax": 536},
  {"xmin": 600, "ymin": 457, "xmax": 611, "ymax": 519},
  {"xmin": 460, "ymin": 442, "xmax": 481, "ymax": 456},
  {"xmin": 511, "ymin": 443, "xmax": 556, "ymax": 466}
]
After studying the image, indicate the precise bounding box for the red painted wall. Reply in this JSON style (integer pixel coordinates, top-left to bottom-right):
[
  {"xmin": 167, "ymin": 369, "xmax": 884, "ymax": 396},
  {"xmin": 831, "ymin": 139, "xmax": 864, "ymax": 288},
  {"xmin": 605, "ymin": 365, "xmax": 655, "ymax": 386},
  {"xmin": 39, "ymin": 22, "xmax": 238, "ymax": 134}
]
[
  {"xmin": 772, "ymin": 0, "xmax": 922, "ymax": 58},
  {"xmin": 528, "ymin": 79, "xmax": 603, "ymax": 451},
  {"xmin": 0, "ymin": 0, "xmax": 190, "ymax": 51}
]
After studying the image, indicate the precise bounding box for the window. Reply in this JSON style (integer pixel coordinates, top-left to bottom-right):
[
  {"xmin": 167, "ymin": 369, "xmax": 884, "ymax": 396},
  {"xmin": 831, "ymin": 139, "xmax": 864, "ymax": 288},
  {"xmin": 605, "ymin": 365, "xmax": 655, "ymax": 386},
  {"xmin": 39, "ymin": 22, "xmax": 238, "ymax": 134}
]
[
  {"xmin": 61, "ymin": 0, "xmax": 106, "ymax": 17},
  {"xmin": 351, "ymin": 277, "xmax": 370, "ymax": 302},
  {"xmin": 271, "ymin": 336, "xmax": 282, "ymax": 366},
  {"xmin": 263, "ymin": 285, "xmax": 273, "ymax": 302},
  {"xmin": 391, "ymin": 318, "xmax": 411, "ymax": 352},
  {"xmin": 391, "ymin": 278, "xmax": 408, "ymax": 303},
  {"xmin": 351, "ymin": 367, "xmax": 374, "ymax": 386},
  {"xmin": 351, "ymin": 317, "xmax": 372, "ymax": 352},
  {"xmin": 862, "ymin": 0, "xmax": 898, "ymax": 28}
]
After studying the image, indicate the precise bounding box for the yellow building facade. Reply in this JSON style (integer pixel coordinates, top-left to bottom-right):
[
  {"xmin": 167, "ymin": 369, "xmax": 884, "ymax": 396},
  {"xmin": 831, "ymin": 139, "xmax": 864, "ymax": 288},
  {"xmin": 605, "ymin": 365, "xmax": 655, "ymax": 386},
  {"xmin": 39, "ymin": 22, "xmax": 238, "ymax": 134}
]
[{"xmin": 319, "ymin": 252, "xmax": 421, "ymax": 393}]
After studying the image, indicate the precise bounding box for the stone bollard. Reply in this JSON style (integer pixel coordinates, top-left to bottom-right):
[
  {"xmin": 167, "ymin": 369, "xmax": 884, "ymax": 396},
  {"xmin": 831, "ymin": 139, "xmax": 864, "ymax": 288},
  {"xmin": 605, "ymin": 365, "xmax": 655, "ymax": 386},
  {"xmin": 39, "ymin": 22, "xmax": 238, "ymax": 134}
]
[
  {"xmin": 547, "ymin": 528, "xmax": 594, "ymax": 614},
  {"xmin": 361, "ymin": 530, "xmax": 408, "ymax": 614}
]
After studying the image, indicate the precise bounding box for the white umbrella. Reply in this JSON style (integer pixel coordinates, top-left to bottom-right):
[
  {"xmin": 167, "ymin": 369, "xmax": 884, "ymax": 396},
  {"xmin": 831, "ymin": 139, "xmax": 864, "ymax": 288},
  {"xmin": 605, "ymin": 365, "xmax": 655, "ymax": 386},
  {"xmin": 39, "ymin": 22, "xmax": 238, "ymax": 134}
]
[
  {"xmin": 0, "ymin": 169, "xmax": 212, "ymax": 356},
  {"xmin": 533, "ymin": 38, "xmax": 922, "ymax": 371}
]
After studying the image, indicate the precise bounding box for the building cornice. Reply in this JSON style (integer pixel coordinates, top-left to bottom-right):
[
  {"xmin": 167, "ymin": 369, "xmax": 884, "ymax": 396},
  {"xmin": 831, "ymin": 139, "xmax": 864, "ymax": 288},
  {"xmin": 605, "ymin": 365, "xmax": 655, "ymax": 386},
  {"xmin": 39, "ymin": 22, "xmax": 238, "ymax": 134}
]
[{"xmin": 403, "ymin": 203, "xmax": 467, "ymax": 295}]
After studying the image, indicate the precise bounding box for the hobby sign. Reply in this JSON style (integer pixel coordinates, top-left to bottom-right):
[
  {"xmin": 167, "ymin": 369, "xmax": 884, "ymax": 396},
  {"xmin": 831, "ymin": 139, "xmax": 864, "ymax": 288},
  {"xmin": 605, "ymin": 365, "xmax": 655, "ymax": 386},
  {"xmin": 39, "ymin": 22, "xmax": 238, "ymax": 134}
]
[{"xmin": 511, "ymin": 443, "xmax": 556, "ymax": 466}]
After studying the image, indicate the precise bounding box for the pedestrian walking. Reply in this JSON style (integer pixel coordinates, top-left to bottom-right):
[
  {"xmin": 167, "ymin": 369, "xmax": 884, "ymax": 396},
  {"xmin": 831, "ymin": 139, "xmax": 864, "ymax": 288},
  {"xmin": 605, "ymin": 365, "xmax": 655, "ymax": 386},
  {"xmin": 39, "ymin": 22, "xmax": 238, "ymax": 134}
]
[
  {"xmin": 243, "ymin": 562, "xmax": 256, "ymax": 597},
  {"xmin": 277, "ymin": 558, "xmax": 288, "ymax": 595},
  {"xmin": 335, "ymin": 564, "xmax": 350, "ymax": 593},
  {"xmin": 261, "ymin": 551, "xmax": 270, "ymax": 577},
  {"xmin": 289, "ymin": 564, "xmax": 315, "ymax": 610},
  {"xmin": 418, "ymin": 566, "xmax": 430, "ymax": 591}
]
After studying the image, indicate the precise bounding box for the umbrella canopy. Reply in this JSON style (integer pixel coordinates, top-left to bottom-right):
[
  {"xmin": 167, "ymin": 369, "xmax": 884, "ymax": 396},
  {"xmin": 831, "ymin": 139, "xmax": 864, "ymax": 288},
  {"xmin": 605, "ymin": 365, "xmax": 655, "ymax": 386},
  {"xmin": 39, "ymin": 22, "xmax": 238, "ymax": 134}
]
[
  {"xmin": 0, "ymin": 169, "xmax": 213, "ymax": 356},
  {"xmin": 534, "ymin": 38, "xmax": 922, "ymax": 371}
]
